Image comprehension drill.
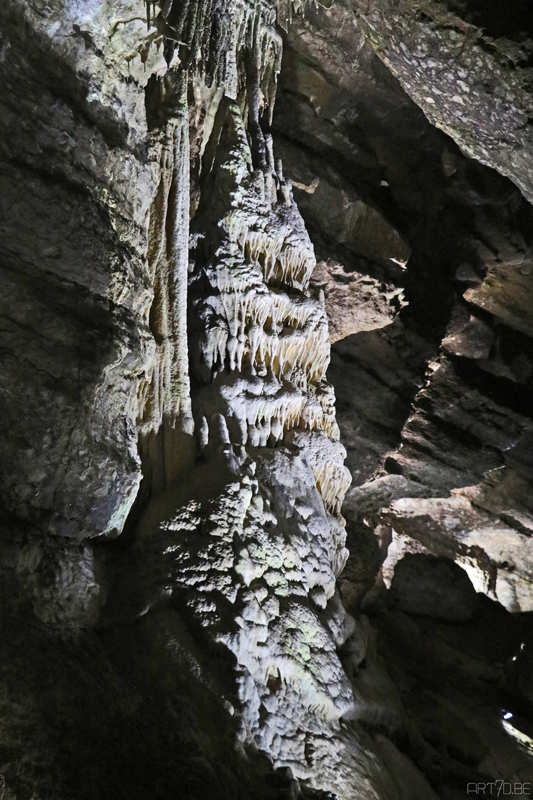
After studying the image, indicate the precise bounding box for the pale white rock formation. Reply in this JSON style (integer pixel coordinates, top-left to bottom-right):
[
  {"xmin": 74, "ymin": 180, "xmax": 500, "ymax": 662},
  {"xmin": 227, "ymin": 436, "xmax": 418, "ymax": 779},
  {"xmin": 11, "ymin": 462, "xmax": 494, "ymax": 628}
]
[
  {"xmin": 152, "ymin": 0, "xmax": 284, "ymax": 110},
  {"xmin": 189, "ymin": 101, "xmax": 351, "ymax": 515},
  {"xmin": 122, "ymin": 41, "xmax": 427, "ymax": 793},
  {"xmin": 132, "ymin": 93, "xmax": 365, "ymax": 791},
  {"xmin": 117, "ymin": 6, "xmax": 445, "ymax": 796},
  {"xmin": 130, "ymin": 438, "xmax": 423, "ymax": 797}
]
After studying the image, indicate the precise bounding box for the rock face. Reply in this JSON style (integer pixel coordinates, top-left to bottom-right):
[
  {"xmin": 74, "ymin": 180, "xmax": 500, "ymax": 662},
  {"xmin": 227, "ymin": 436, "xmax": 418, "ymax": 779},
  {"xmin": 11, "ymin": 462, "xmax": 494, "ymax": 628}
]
[
  {"xmin": 0, "ymin": 0, "xmax": 157, "ymax": 543},
  {"xmin": 388, "ymin": 553, "xmax": 479, "ymax": 622},
  {"xmin": 1, "ymin": 1, "xmax": 533, "ymax": 799},
  {"xmin": 271, "ymin": 0, "xmax": 533, "ymax": 792},
  {"xmin": 351, "ymin": 0, "xmax": 533, "ymax": 204}
]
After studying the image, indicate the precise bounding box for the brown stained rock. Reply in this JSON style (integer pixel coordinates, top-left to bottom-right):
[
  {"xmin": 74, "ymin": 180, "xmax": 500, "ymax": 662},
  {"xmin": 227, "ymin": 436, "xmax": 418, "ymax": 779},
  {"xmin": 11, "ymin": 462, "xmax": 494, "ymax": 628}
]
[
  {"xmin": 465, "ymin": 263, "xmax": 533, "ymax": 339},
  {"xmin": 311, "ymin": 259, "xmax": 405, "ymax": 343},
  {"xmin": 442, "ymin": 315, "xmax": 495, "ymax": 360},
  {"xmin": 329, "ymin": 319, "xmax": 433, "ymax": 487},
  {"xmin": 459, "ymin": 467, "xmax": 533, "ymax": 536},
  {"xmin": 380, "ymin": 494, "xmax": 533, "ymax": 612},
  {"xmin": 274, "ymin": 0, "xmax": 533, "ymax": 350},
  {"xmin": 276, "ymin": 138, "xmax": 410, "ymax": 267}
]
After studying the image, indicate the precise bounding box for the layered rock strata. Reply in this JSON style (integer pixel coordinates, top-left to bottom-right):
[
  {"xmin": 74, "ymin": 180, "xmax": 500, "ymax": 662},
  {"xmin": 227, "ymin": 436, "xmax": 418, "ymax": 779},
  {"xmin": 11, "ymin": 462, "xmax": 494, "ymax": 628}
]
[{"xmin": 269, "ymin": 0, "xmax": 533, "ymax": 791}]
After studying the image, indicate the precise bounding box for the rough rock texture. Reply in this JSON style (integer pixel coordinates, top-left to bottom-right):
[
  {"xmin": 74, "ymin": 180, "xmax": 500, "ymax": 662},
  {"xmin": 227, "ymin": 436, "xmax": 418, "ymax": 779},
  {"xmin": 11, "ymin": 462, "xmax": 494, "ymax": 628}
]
[
  {"xmin": 0, "ymin": 0, "xmax": 158, "ymax": 542},
  {"xmin": 351, "ymin": 0, "xmax": 533, "ymax": 204},
  {"xmin": 310, "ymin": 260, "xmax": 406, "ymax": 343},
  {"xmin": 270, "ymin": 0, "xmax": 533, "ymax": 792},
  {"xmin": 2, "ymin": 0, "xmax": 533, "ymax": 798}
]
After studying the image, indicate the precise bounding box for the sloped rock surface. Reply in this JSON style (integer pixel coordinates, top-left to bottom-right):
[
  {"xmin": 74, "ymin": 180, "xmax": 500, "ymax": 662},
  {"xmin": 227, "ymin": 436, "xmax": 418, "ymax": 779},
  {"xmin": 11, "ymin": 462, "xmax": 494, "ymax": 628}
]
[{"xmin": 351, "ymin": 0, "xmax": 533, "ymax": 204}]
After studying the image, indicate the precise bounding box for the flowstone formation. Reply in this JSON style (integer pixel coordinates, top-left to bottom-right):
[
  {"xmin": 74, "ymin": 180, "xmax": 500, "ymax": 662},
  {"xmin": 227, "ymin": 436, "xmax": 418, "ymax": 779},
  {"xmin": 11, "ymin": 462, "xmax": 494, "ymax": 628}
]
[
  {"xmin": 0, "ymin": 0, "xmax": 429, "ymax": 798},
  {"xmin": 130, "ymin": 79, "xmax": 361, "ymax": 790},
  {"xmin": 121, "ymin": 7, "xmax": 420, "ymax": 794},
  {"xmin": 189, "ymin": 101, "xmax": 348, "ymax": 509}
]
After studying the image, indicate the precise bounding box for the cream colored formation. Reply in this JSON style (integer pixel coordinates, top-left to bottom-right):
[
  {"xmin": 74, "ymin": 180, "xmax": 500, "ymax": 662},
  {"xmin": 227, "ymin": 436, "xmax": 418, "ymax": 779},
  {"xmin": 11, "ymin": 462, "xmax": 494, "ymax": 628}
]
[
  {"xmin": 137, "ymin": 85, "xmax": 369, "ymax": 788},
  {"xmin": 189, "ymin": 101, "xmax": 351, "ymax": 517},
  {"xmin": 129, "ymin": 2, "xmax": 398, "ymax": 794}
]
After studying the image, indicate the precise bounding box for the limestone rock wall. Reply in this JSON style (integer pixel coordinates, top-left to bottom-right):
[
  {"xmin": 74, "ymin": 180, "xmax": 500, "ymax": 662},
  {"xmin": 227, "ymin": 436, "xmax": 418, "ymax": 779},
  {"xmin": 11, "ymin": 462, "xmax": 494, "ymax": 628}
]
[
  {"xmin": 351, "ymin": 0, "xmax": 533, "ymax": 204},
  {"xmin": 2, "ymin": 1, "xmax": 533, "ymax": 798},
  {"xmin": 0, "ymin": 1, "xmax": 426, "ymax": 798},
  {"xmin": 0, "ymin": 0, "xmax": 160, "ymax": 542},
  {"xmin": 270, "ymin": 0, "xmax": 533, "ymax": 792}
]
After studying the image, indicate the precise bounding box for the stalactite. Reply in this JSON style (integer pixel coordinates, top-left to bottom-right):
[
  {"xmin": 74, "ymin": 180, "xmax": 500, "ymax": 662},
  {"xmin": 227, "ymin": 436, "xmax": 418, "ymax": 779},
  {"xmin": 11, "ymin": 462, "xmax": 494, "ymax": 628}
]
[
  {"xmin": 150, "ymin": 1, "xmax": 283, "ymax": 114},
  {"xmin": 138, "ymin": 76, "xmax": 195, "ymax": 495},
  {"xmin": 135, "ymin": 2, "xmax": 355, "ymax": 790},
  {"xmin": 188, "ymin": 101, "xmax": 348, "ymax": 520}
]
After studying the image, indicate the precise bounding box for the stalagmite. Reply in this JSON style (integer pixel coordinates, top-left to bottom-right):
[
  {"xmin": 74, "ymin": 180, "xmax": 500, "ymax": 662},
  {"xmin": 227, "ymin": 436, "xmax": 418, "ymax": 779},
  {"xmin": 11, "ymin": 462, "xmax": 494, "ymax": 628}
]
[{"xmin": 122, "ymin": 6, "xmax": 364, "ymax": 789}]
